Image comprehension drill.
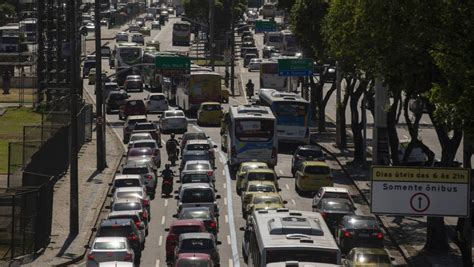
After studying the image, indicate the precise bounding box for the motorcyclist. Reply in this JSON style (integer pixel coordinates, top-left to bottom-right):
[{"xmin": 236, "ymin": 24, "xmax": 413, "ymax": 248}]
[
  {"xmin": 161, "ymin": 164, "xmax": 174, "ymax": 181},
  {"xmin": 161, "ymin": 164, "xmax": 174, "ymax": 196},
  {"xmin": 246, "ymin": 79, "xmax": 254, "ymax": 99},
  {"xmin": 166, "ymin": 133, "xmax": 180, "ymax": 156}
]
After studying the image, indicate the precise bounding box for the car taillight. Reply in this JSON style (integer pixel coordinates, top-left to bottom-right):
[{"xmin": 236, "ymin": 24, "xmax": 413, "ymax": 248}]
[
  {"xmin": 376, "ymin": 232, "xmax": 384, "ymax": 239},
  {"xmin": 343, "ymin": 230, "xmax": 351, "ymax": 238},
  {"xmin": 143, "ymin": 199, "xmax": 149, "ymax": 206},
  {"xmin": 145, "ymin": 175, "xmax": 153, "ymax": 180},
  {"xmin": 124, "ymin": 253, "xmax": 132, "ymax": 261},
  {"xmin": 272, "ymin": 147, "xmax": 277, "ymax": 158},
  {"xmin": 231, "ymin": 146, "xmax": 236, "ymax": 157},
  {"xmin": 87, "ymin": 254, "xmax": 94, "ymax": 260},
  {"xmin": 207, "ymin": 171, "xmax": 214, "ymax": 177},
  {"xmin": 209, "ymin": 221, "xmax": 217, "ymax": 229},
  {"xmin": 128, "ymin": 234, "xmax": 137, "ymax": 241}
]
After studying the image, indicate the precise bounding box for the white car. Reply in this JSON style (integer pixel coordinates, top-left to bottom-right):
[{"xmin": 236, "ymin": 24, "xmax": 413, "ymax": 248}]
[
  {"xmin": 151, "ymin": 20, "xmax": 161, "ymax": 29},
  {"xmin": 128, "ymin": 132, "xmax": 154, "ymax": 149},
  {"xmin": 180, "ymin": 160, "xmax": 215, "ymax": 180},
  {"xmin": 159, "ymin": 110, "xmax": 187, "ymax": 134},
  {"xmin": 85, "ymin": 22, "xmax": 95, "ymax": 32},
  {"xmin": 86, "ymin": 237, "xmax": 134, "ymax": 267},
  {"xmin": 115, "ymin": 32, "xmax": 129, "ymax": 42},
  {"xmin": 248, "ymin": 58, "xmax": 262, "ymax": 71},
  {"xmin": 144, "ymin": 93, "xmax": 169, "ymax": 113},
  {"xmin": 131, "ymin": 34, "xmax": 144, "ymax": 45},
  {"xmin": 312, "ymin": 187, "xmax": 355, "ymax": 212},
  {"xmin": 144, "ymin": 13, "xmax": 155, "ymax": 21}
]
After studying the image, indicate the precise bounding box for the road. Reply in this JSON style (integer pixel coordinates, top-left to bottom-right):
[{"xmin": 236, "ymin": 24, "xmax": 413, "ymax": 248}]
[{"xmin": 76, "ymin": 14, "xmax": 407, "ymax": 266}]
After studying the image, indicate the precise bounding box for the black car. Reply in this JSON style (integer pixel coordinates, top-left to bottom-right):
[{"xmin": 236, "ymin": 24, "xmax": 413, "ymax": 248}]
[
  {"xmin": 94, "ymin": 218, "xmax": 144, "ymax": 258},
  {"xmin": 82, "ymin": 59, "xmax": 96, "ymax": 77},
  {"xmin": 291, "ymin": 145, "xmax": 325, "ymax": 175},
  {"xmin": 105, "ymin": 90, "xmax": 128, "ymax": 114},
  {"xmin": 312, "ymin": 198, "xmax": 356, "ymax": 232},
  {"xmin": 335, "ymin": 215, "xmax": 384, "ymax": 254}
]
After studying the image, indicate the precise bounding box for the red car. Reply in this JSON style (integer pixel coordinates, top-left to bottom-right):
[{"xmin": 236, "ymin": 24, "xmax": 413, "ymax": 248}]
[
  {"xmin": 174, "ymin": 253, "xmax": 214, "ymax": 267},
  {"xmin": 165, "ymin": 219, "xmax": 207, "ymax": 263},
  {"xmin": 119, "ymin": 99, "xmax": 147, "ymax": 120}
]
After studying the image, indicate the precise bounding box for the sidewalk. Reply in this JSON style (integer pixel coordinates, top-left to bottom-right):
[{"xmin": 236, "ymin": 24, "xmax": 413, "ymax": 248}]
[
  {"xmin": 23, "ymin": 125, "xmax": 124, "ymax": 266},
  {"xmin": 315, "ymin": 118, "xmax": 467, "ymax": 266}
]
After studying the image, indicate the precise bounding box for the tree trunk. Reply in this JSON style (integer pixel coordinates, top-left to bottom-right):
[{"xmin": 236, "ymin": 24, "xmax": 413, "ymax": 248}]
[
  {"xmin": 386, "ymin": 92, "xmax": 401, "ymax": 165},
  {"xmin": 316, "ymin": 82, "xmax": 326, "ymax": 132},
  {"xmin": 424, "ymin": 217, "xmax": 450, "ymax": 252},
  {"xmin": 349, "ymin": 80, "xmax": 367, "ymax": 164}
]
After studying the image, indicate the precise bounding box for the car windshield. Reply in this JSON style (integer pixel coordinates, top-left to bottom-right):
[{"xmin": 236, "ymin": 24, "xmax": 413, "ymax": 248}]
[
  {"xmin": 181, "ymin": 189, "xmax": 214, "ymax": 203},
  {"xmin": 122, "ymin": 167, "xmax": 148, "ymax": 175},
  {"xmin": 242, "ymin": 164, "xmax": 267, "ymax": 173},
  {"xmin": 113, "ymin": 202, "xmax": 142, "ymax": 211},
  {"xmin": 109, "ymin": 93, "xmax": 126, "ymax": 100},
  {"xmin": 247, "ymin": 172, "xmax": 275, "ymax": 181},
  {"xmin": 165, "ymin": 111, "xmax": 184, "ymax": 117},
  {"xmin": 182, "ymin": 174, "xmax": 210, "ymax": 183},
  {"xmin": 171, "ymin": 225, "xmax": 202, "ymax": 234},
  {"xmin": 133, "ymin": 124, "xmax": 155, "ymax": 131},
  {"xmin": 176, "ymin": 259, "xmax": 211, "ymax": 267},
  {"xmin": 298, "ymin": 149, "xmax": 323, "ymax": 158},
  {"xmin": 93, "ymin": 241, "xmax": 126, "ymax": 250},
  {"xmin": 114, "ymin": 179, "xmax": 140, "ymax": 187},
  {"xmin": 247, "ymin": 184, "xmax": 275, "ymax": 193},
  {"xmin": 130, "ymin": 134, "xmax": 152, "ymax": 142},
  {"xmin": 253, "ymin": 196, "xmax": 281, "ymax": 204},
  {"xmin": 304, "ymin": 165, "xmax": 330, "ymax": 175},
  {"xmin": 181, "ymin": 239, "xmax": 214, "ymax": 250},
  {"xmin": 235, "ymin": 119, "xmax": 274, "ymax": 141},
  {"xmin": 322, "ymin": 200, "xmax": 353, "ymax": 212},
  {"xmin": 186, "ymin": 144, "xmax": 210, "ymax": 151},
  {"xmin": 180, "ymin": 210, "xmax": 211, "ymax": 220},
  {"xmin": 98, "ymin": 227, "xmax": 131, "ymax": 237},
  {"xmin": 355, "ymin": 253, "xmax": 391, "ymax": 264},
  {"xmin": 202, "ymin": 104, "xmax": 220, "ymax": 111},
  {"xmin": 186, "ymin": 163, "xmax": 210, "ymax": 171},
  {"xmin": 126, "ymin": 100, "xmax": 145, "ymax": 108},
  {"xmin": 116, "ymin": 191, "xmax": 143, "ymax": 199},
  {"xmin": 128, "ymin": 148, "xmax": 152, "ymax": 156},
  {"xmin": 150, "ymin": 95, "xmax": 165, "ymax": 101}
]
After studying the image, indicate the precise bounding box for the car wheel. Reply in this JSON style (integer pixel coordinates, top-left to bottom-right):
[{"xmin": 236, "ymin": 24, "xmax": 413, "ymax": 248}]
[{"xmin": 106, "ymin": 108, "xmax": 111, "ymax": 114}]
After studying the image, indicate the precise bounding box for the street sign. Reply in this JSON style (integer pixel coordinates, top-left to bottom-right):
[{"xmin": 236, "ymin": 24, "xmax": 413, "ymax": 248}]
[
  {"xmin": 255, "ymin": 20, "xmax": 277, "ymax": 33},
  {"xmin": 371, "ymin": 166, "xmax": 470, "ymax": 217},
  {"xmin": 155, "ymin": 56, "xmax": 191, "ymax": 75},
  {"xmin": 278, "ymin": 58, "xmax": 313, "ymax": 77}
]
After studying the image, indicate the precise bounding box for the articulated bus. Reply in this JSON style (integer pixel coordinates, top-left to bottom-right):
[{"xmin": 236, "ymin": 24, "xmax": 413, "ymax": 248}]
[
  {"xmin": 225, "ymin": 105, "xmax": 277, "ymax": 168},
  {"xmin": 259, "ymin": 60, "xmax": 298, "ymax": 92},
  {"xmin": 172, "ymin": 22, "xmax": 191, "ymax": 46},
  {"xmin": 258, "ymin": 89, "xmax": 310, "ymax": 144},
  {"xmin": 242, "ymin": 209, "xmax": 342, "ymax": 266},
  {"xmin": 175, "ymin": 70, "xmax": 222, "ymax": 113},
  {"xmin": 114, "ymin": 42, "xmax": 144, "ymax": 85}
]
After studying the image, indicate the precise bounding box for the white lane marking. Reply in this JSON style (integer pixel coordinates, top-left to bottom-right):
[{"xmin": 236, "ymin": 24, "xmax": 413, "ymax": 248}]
[
  {"xmin": 278, "ymin": 169, "xmax": 283, "ymax": 175},
  {"xmin": 225, "ymin": 214, "xmax": 229, "ymax": 223},
  {"xmin": 218, "ymin": 151, "xmax": 241, "ymax": 267},
  {"xmin": 219, "ymin": 157, "xmax": 223, "ymax": 163},
  {"xmin": 158, "ymin": 235, "xmax": 163, "ymax": 246},
  {"xmin": 164, "ymin": 199, "xmax": 168, "ymax": 207},
  {"xmin": 240, "ymin": 74, "xmax": 248, "ymax": 104},
  {"xmin": 161, "ymin": 215, "xmax": 165, "ymax": 225},
  {"xmin": 222, "ymin": 170, "xmax": 225, "ymax": 176},
  {"xmin": 229, "ymin": 259, "xmax": 234, "ymax": 267},
  {"xmin": 155, "ymin": 259, "xmax": 160, "ymax": 267},
  {"xmin": 223, "ymin": 182, "xmax": 227, "ymax": 189},
  {"xmin": 192, "ymin": 125, "xmax": 203, "ymax": 132},
  {"xmin": 224, "ymin": 197, "xmax": 227, "ymax": 205},
  {"xmin": 291, "ymin": 199, "xmax": 296, "ymax": 205},
  {"xmin": 227, "ymin": 235, "xmax": 231, "ymax": 245},
  {"xmin": 285, "ymin": 184, "xmax": 290, "ymax": 190}
]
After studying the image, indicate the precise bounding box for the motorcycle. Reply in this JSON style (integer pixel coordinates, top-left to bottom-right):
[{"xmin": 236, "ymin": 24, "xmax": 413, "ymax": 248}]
[
  {"xmin": 161, "ymin": 179, "xmax": 173, "ymax": 197},
  {"xmin": 168, "ymin": 147, "xmax": 178, "ymax": 166}
]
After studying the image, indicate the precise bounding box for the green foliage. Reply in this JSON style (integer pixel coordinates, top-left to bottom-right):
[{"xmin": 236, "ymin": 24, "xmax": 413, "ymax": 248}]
[
  {"xmin": 277, "ymin": 0, "xmax": 295, "ymax": 12},
  {"xmin": 0, "ymin": 2, "xmax": 15, "ymax": 26}
]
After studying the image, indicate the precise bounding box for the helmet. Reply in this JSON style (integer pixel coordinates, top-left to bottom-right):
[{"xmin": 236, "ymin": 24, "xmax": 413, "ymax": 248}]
[
  {"xmin": 165, "ymin": 163, "xmax": 170, "ymax": 169},
  {"xmin": 248, "ymin": 79, "xmax": 252, "ymax": 83},
  {"xmin": 170, "ymin": 133, "xmax": 175, "ymax": 139}
]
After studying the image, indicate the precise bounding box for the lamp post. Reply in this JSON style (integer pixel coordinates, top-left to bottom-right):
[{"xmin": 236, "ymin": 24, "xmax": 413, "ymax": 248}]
[
  {"xmin": 95, "ymin": 0, "xmax": 107, "ymax": 171},
  {"xmin": 230, "ymin": 0, "xmax": 235, "ymax": 97}
]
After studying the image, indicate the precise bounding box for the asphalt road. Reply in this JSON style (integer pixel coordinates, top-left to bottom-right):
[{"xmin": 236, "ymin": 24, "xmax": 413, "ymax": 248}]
[{"xmin": 76, "ymin": 14, "xmax": 407, "ymax": 266}]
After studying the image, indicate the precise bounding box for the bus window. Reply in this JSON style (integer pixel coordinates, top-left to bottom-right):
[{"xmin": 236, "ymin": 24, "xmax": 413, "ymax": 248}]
[{"xmin": 235, "ymin": 120, "xmax": 274, "ymax": 141}]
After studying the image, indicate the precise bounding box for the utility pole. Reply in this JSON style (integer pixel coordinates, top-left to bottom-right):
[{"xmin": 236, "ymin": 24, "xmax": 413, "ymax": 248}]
[
  {"xmin": 68, "ymin": 0, "xmax": 79, "ymax": 237},
  {"xmin": 208, "ymin": 0, "xmax": 215, "ymax": 71},
  {"xmin": 95, "ymin": 0, "xmax": 107, "ymax": 171},
  {"xmin": 230, "ymin": 0, "xmax": 235, "ymax": 97},
  {"xmin": 373, "ymin": 78, "xmax": 390, "ymax": 165},
  {"xmin": 335, "ymin": 62, "xmax": 346, "ymax": 149}
]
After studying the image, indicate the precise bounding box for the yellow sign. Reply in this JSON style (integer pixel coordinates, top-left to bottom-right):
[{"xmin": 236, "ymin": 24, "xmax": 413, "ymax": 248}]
[{"xmin": 371, "ymin": 166, "xmax": 470, "ymax": 184}]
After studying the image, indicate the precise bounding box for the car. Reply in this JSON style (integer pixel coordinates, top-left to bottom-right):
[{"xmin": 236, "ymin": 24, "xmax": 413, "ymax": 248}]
[
  {"xmin": 130, "ymin": 122, "xmax": 161, "ymax": 146},
  {"xmin": 108, "ymin": 198, "xmax": 149, "ymax": 226},
  {"xmin": 94, "ymin": 218, "xmax": 144, "ymax": 258},
  {"xmin": 119, "ymin": 99, "xmax": 147, "ymax": 120},
  {"xmin": 197, "ymin": 102, "xmax": 223, "ymax": 126},
  {"xmin": 262, "ymin": 45, "xmax": 277, "ymax": 59},
  {"xmin": 291, "ymin": 145, "xmax": 326, "ymax": 175},
  {"xmin": 83, "ymin": 59, "xmax": 96, "ymax": 77},
  {"xmin": 344, "ymin": 247, "xmax": 393, "ymax": 267},
  {"xmin": 126, "ymin": 147, "xmax": 159, "ymax": 171},
  {"xmin": 85, "ymin": 22, "xmax": 95, "ymax": 32},
  {"xmin": 107, "ymin": 210, "xmax": 148, "ymax": 238},
  {"xmin": 105, "ymin": 91, "xmax": 128, "ymax": 114},
  {"xmin": 139, "ymin": 26, "xmax": 151, "ymax": 36},
  {"xmin": 397, "ymin": 139, "xmax": 428, "ymax": 165},
  {"xmin": 180, "ymin": 160, "xmax": 215, "ymax": 180},
  {"xmin": 97, "ymin": 261, "xmax": 134, "ymax": 267},
  {"xmin": 160, "ymin": 10, "xmax": 169, "ymax": 21},
  {"xmin": 167, "ymin": 6, "xmax": 174, "ymax": 15},
  {"xmin": 159, "ymin": 110, "xmax": 188, "ymax": 134},
  {"xmin": 242, "ymin": 35, "xmax": 254, "ymax": 45},
  {"xmin": 151, "ymin": 20, "xmax": 161, "ymax": 29},
  {"xmin": 111, "ymin": 174, "xmax": 145, "ymax": 193},
  {"xmin": 131, "ymin": 33, "xmax": 144, "ymax": 44},
  {"xmin": 121, "ymin": 162, "xmax": 157, "ymax": 197},
  {"xmin": 128, "ymin": 24, "xmax": 140, "ymax": 33},
  {"xmin": 179, "ymin": 172, "xmax": 215, "ymax": 187},
  {"xmin": 241, "ymin": 180, "xmax": 279, "ymax": 203},
  {"xmin": 104, "ymin": 82, "xmax": 121, "ymax": 97},
  {"xmin": 127, "ymin": 132, "xmax": 153, "ymax": 148},
  {"xmin": 88, "ymin": 68, "xmax": 96, "ymax": 85},
  {"xmin": 176, "ymin": 183, "xmax": 220, "ymax": 214},
  {"xmin": 295, "ymin": 161, "xmax": 333, "ymax": 194},
  {"xmin": 313, "ymin": 198, "xmax": 356, "ymax": 232},
  {"xmin": 174, "ymin": 233, "xmax": 220, "ymax": 266},
  {"xmin": 100, "ymin": 18, "xmax": 108, "ymax": 26},
  {"xmin": 145, "ymin": 93, "xmax": 169, "ymax": 113},
  {"xmin": 242, "ymin": 192, "xmax": 286, "ymax": 218},
  {"xmin": 183, "ymin": 140, "xmax": 217, "ymax": 164},
  {"xmin": 111, "ymin": 186, "xmax": 151, "ymax": 219},
  {"xmin": 122, "ymin": 115, "xmax": 148, "ymax": 143},
  {"xmin": 241, "ymin": 31, "xmax": 253, "ymax": 41},
  {"xmin": 124, "ymin": 75, "xmax": 143, "ymax": 92},
  {"xmin": 179, "ymin": 132, "xmax": 208, "ymax": 151},
  {"xmin": 115, "ymin": 32, "xmax": 129, "ymax": 42},
  {"xmin": 243, "ymin": 53, "xmax": 258, "ymax": 68},
  {"xmin": 241, "ymin": 47, "xmax": 259, "ymax": 58},
  {"xmin": 235, "ymin": 161, "xmax": 269, "ymax": 187},
  {"xmin": 176, "ymin": 207, "xmax": 219, "ymax": 236},
  {"xmin": 247, "ymin": 58, "xmax": 262, "ymax": 71},
  {"xmin": 144, "ymin": 13, "xmax": 155, "ymax": 21},
  {"xmin": 312, "ymin": 187, "xmax": 355, "ymax": 210},
  {"xmin": 165, "ymin": 219, "xmax": 207, "ymax": 262},
  {"xmin": 173, "ymin": 253, "xmax": 214, "ymax": 267},
  {"xmin": 86, "ymin": 237, "xmax": 134, "ymax": 267},
  {"xmin": 238, "ymin": 168, "xmax": 278, "ymax": 195},
  {"xmin": 179, "ymin": 149, "xmax": 214, "ymax": 172},
  {"xmin": 335, "ymin": 215, "xmax": 385, "ymax": 254}
]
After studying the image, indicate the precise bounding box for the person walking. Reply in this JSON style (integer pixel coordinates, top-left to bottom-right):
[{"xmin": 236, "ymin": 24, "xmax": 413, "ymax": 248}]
[{"xmin": 2, "ymin": 71, "xmax": 11, "ymax": 95}]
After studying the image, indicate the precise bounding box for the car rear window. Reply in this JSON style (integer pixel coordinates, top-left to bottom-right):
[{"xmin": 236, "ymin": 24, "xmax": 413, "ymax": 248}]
[
  {"xmin": 182, "ymin": 174, "xmax": 210, "ymax": 183},
  {"xmin": 181, "ymin": 189, "xmax": 214, "ymax": 203},
  {"xmin": 126, "ymin": 100, "xmax": 145, "ymax": 108},
  {"xmin": 94, "ymin": 241, "xmax": 126, "ymax": 250},
  {"xmin": 298, "ymin": 149, "xmax": 324, "ymax": 158},
  {"xmin": 128, "ymin": 118, "xmax": 147, "ymax": 125},
  {"xmin": 248, "ymin": 184, "xmax": 275, "ymax": 193},
  {"xmin": 247, "ymin": 172, "xmax": 275, "ymax": 181},
  {"xmin": 122, "ymin": 167, "xmax": 148, "ymax": 175},
  {"xmin": 321, "ymin": 200, "xmax": 353, "ymax": 212},
  {"xmin": 113, "ymin": 202, "xmax": 142, "ymax": 211},
  {"xmin": 324, "ymin": 192, "xmax": 350, "ymax": 200},
  {"xmin": 181, "ymin": 239, "xmax": 213, "ymax": 250},
  {"xmin": 180, "ymin": 210, "xmax": 211, "ymax": 220},
  {"xmin": 116, "ymin": 191, "xmax": 143, "ymax": 199},
  {"xmin": 304, "ymin": 166, "xmax": 330, "ymax": 175},
  {"xmin": 150, "ymin": 95, "xmax": 165, "ymax": 101},
  {"xmin": 128, "ymin": 148, "xmax": 153, "ymax": 156},
  {"xmin": 97, "ymin": 226, "xmax": 131, "ymax": 237},
  {"xmin": 165, "ymin": 111, "xmax": 184, "ymax": 117},
  {"xmin": 186, "ymin": 144, "xmax": 210, "ymax": 151},
  {"xmin": 253, "ymin": 196, "xmax": 281, "ymax": 204},
  {"xmin": 133, "ymin": 143, "xmax": 156, "ymax": 150},
  {"xmin": 186, "ymin": 163, "xmax": 210, "ymax": 171},
  {"xmin": 114, "ymin": 179, "xmax": 141, "ymax": 187},
  {"xmin": 171, "ymin": 226, "xmax": 202, "ymax": 234},
  {"xmin": 133, "ymin": 124, "xmax": 155, "ymax": 131},
  {"xmin": 202, "ymin": 105, "xmax": 220, "ymax": 111}
]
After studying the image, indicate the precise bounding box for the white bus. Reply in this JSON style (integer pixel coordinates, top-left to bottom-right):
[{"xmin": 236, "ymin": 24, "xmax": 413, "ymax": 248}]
[
  {"xmin": 264, "ymin": 31, "xmax": 281, "ymax": 48},
  {"xmin": 175, "ymin": 70, "xmax": 222, "ymax": 113},
  {"xmin": 172, "ymin": 22, "xmax": 191, "ymax": 46},
  {"xmin": 279, "ymin": 30, "xmax": 299, "ymax": 56},
  {"xmin": 242, "ymin": 209, "xmax": 342, "ymax": 267},
  {"xmin": 114, "ymin": 42, "xmax": 144, "ymax": 85},
  {"xmin": 259, "ymin": 60, "xmax": 298, "ymax": 92},
  {"xmin": 258, "ymin": 89, "xmax": 310, "ymax": 144},
  {"xmin": 225, "ymin": 105, "xmax": 277, "ymax": 168}
]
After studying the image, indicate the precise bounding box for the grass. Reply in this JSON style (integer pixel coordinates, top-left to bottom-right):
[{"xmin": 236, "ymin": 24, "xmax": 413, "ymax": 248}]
[
  {"xmin": 0, "ymin": 107, "xmax": 42, "ymax": 173},
  {"xmin": 0, "ymin": 88, "xmax": 36, "ymax": 103}
]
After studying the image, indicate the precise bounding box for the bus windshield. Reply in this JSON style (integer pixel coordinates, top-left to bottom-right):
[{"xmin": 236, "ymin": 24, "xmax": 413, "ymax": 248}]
[
  {"xmin": 274, "ymin": 102, "xmax": 308, "ymax": 126},
  {"xmin": 235, "ymin": 119, "xmax": 274, "ymax": 141},
  {"xmin": 260, "ymin": 63, "xmax": 278, "ymax": 74},
  {"xmin": 266, "ymin": 249, "xmax": 339, "ymax": 264}
]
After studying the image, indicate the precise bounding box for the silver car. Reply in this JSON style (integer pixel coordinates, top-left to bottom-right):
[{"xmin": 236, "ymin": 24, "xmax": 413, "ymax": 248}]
[
  {"xmin": 145, "ymin": 93, "xmax": 169, "ymax": 113},
  {"xmin": 107, "ymin": 210, "xmax": 148, "ymax": 238},
  {"xmin": 111, "ymin": 186, "xmax": 151, "ymax": 218},
  {"xmin": 115, "ymin": 32, "xmax": 129, "ymax": 42},
  {"xmin": 121, "ymin": 161, "xmax": 157, "ymax": 197},
  {"xmin": 159, "ymin": 110, "xmax": 188, "ymax": 134},
  {"xmin": 176, "ymin": 183, "xmax": 220, "ymax": 214},
  {"xmin": 86, "ymin": 237, "xmax": 134, "ymax": 267},
  {"xmin": 127, "ymin": 132, "xmax": 154, "ymax": 149},
  {"xmin": 108, "ymin": 198, "xmax": 149, "ymax": 224}
]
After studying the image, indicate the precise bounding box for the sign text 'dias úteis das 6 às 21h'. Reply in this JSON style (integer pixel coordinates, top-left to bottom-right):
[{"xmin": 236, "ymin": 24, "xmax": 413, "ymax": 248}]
[{"xmin": 370, "ymin": 166, "xmax": 470, "ymax": 217}]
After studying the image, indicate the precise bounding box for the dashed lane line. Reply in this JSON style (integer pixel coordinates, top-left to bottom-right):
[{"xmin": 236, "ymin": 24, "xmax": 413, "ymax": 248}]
[
  {"xmin": 155, "ymin": 259, "xmax": 160, "ymax": 267},
  {"xmin": 285, "ymin": 184, "xmax": 290, "ymax": 190},
  {"xmin": 227, "ymin": 235, "xmax": 231, "ymax": 245},
  {"xmin": 225, "ymin": 214, "xmax": 229, "ymax": 223},
  {"xmin": 161, "ymin": 215, "xmax": 165, "ymax": 225},
  {"xmin": 164, "ymin": 199, "xmax": 168, "ymax": 207},
  {"xmin": 158, "ymin": 235, "xmax": 163, "ymax": 246}
]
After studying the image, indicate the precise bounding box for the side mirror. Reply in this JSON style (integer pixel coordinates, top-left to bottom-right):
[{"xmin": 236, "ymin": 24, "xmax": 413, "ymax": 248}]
[
  {"xmin": 159, "ymin": 145, "xmax": 163, "ymax": 148},
  {"xmin": 105, "ymin": 205, "xmax": 111, "ymax": 209},
  {"xmin": 179, "ymin": 157, "xmax": 183, "ymax": 159},
  {"xmin": 216, "ymin": 195, "xmax": 221, "ymax": 199},
  {"xmin": 91, "ymin": 227, "xmax": 97, "ymax": 232},
  {"xmin": 283, "ymin": 200, "xmax": 288, "ymax": 205}
]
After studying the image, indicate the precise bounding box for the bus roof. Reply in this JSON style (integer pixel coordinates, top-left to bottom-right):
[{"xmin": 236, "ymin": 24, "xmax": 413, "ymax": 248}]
[
  {"xmin": 189, "ymin": 71, "xmax": 221, "ymax": 77},
  {"xmin": 259, "ymin": 88, "xmax": 309, "ymax": 104},
  {"xmin": 251, "ymin": 209, "xmax": 339, "ymax": 251},
  {"xmin": 229, "ymin": 105, "xmax": 275, "ymax": 120},
  {"xmin": 115, "ymin": 42, "xmax": 144, "ymax": 48}
]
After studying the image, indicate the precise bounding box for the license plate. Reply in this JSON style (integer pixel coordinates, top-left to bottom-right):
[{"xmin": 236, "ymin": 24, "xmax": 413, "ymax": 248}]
[{"xmin": 359, "ymin": 233, "xmax": 370, "ymax": 237}]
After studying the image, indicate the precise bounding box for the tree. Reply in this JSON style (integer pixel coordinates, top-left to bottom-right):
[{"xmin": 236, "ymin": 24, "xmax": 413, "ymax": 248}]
[{"xmin": 0, "ymin": 1, "xmax": 15, "ymax": 26}]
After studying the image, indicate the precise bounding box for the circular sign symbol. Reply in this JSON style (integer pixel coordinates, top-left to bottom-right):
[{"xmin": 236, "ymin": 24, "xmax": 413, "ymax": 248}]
[{"xmin": 410, "ymin": 193, "xmax": 430, "ymax": 212}]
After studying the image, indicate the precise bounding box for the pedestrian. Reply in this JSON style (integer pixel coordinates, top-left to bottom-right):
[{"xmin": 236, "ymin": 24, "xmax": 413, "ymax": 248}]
[
  {"xmin": 225, "ymin": 70, "xmax": 230, "ymax": 87},
  {"xmin": 2, "ymin": 71, "xmax": 11, "ymax": 95}
]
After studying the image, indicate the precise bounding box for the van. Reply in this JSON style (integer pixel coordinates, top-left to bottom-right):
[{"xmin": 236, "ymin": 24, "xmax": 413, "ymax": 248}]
[
  {"xmin": 264, "ymin": 31, "xmax": 281, "ymax": 48},
  {"xmin": 240, "ymin": 47, "xmax": 259, "ymax": 59},
  {"xmin": 260, "ymin": 3, "xmax": 276, "ymax": 18}
]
